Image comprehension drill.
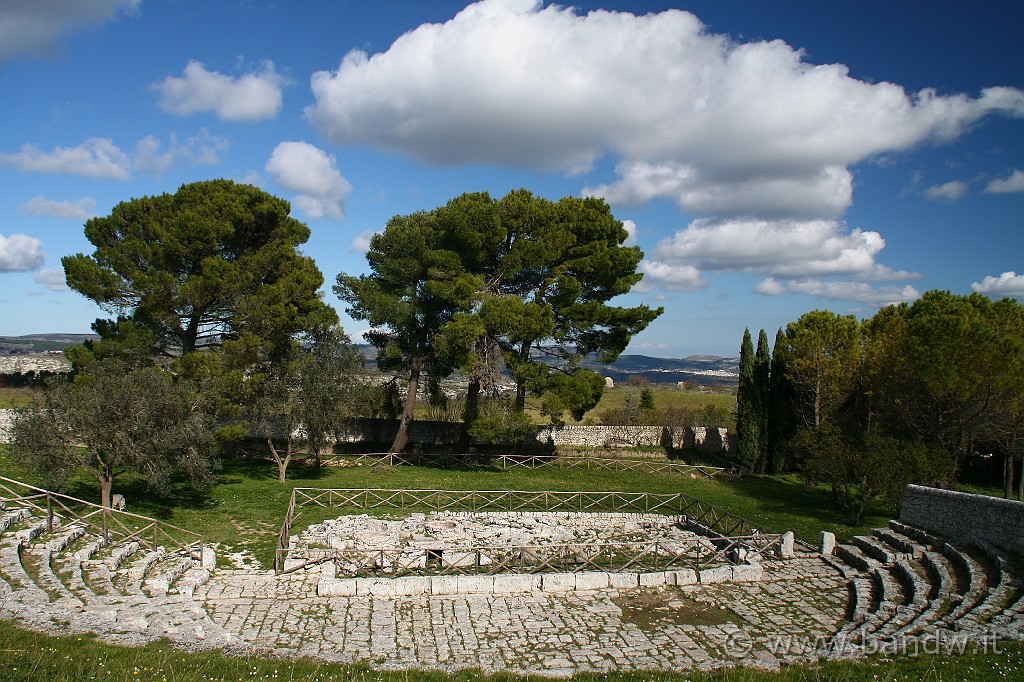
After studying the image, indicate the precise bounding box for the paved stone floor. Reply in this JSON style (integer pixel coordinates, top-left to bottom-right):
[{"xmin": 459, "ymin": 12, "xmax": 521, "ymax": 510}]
[{"xmin": 196, "ymin": 556, "xmax": 849, "ymax": 675}]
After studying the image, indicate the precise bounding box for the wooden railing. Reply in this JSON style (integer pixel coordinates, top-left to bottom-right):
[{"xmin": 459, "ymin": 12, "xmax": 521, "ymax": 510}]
[
  {"xmin": 319, "ymin": 451, "xmax": 744, "ymax": 479},
  {"xmin": 274, "ymin": 487, "xmax": 784, "ymax": 573},
  {"xmin": 0, "ymin": 476, "xmax": 207, "ymax": 561}
]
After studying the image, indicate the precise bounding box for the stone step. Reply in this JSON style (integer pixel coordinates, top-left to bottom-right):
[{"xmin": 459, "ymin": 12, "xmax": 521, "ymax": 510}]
[
  {"xmin": 20, "ymin": 546, "xmax": 85, "ymax": 609},
  {"xmin": 852, "ymin": 536, "xmax": 898, "ymax": 565},
  {"xmin": 117, "ymin": 549, "xmax": 166, "ymax": 595},
  {"xmin": 0, "ymin": 507, "xmax": 32, "ymax": 532},
  {"xmin": 872, "ymin": 528, "xmax": 925, "ymax": 559},
  {"xmin": 834, "ymin": 543, "xmax": 881, "ymax": 573},
  {"xmin": 144, "ymin": 555, "xmax": 196, "ymax": 597},
  {"xmin": 888, "ymin": 520, "xmax": 944, "ymax": 550},
  {"xmin": 938, "ymin": 543, "xmax": 989, "ymax": 626}
]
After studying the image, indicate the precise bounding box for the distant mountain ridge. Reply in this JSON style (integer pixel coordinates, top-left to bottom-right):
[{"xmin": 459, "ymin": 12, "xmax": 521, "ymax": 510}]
[{"xmin": 0, "ymin": 335, "xmax": 739, "ymax": 385}]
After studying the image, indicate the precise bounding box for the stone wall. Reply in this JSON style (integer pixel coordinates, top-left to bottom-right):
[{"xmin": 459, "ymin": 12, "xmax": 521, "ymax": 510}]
[
  {"xmin": 899, "ymin": 484, "xmax": 1024, "ymax": 556},
  {"xmin": 333, "ymin": 418, "xmax": 730, "ymax": 452},
  {"xmin": 0, "ymin": 408, "xmax": 731, "ymax": 452}
]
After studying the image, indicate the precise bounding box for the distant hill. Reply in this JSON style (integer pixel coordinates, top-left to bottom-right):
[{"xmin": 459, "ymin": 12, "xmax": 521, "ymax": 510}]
[
  {"xmin": 0, "ymin": 334, "xmax": 98, "ymax": 354},
  {"xmin": 357, "ymin": 343, "xmax": 738, "ymax": 386},
  {"xmin": 1, "ymin": 336, "xmax": 738, "ymax": 386},
  {"xmin": 577, "ymin": 353, "xmax": 739, "ymax": 386}
]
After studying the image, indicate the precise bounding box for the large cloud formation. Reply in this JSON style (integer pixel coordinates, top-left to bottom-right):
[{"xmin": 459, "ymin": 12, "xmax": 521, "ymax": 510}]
[
  {"xmin": 305, "ymin": 0, "xmax": 1024, "ymax": 304},
  {"xmin": 152, "ymin": 60, "xmax": 285, "ymax": 122},
  {"xmin": 0, "ymin": 0, "xmax": 139, "ymax": 62}
]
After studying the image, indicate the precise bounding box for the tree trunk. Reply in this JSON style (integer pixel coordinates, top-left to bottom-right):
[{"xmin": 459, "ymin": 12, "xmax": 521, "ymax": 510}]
[
  {"xmin": 390, "ymin": 355, "xmax": 421, "ymax": 455},
  {"xmin": 1018, "ymin": 454, "xmax": 1023, "ymax": 501},
  {"xmin": 99, "ymin": 474, "xmax": 113, "ymax": 509},
  {"xmin": 514, "ymin": 342, "xmax": 530, "ymax": 412},
  {"xmin": 267, "ymin": 437, "xmax": 291, "ymax": 484},
  {"xmin": 1005, "ymin": 452, "xmax": 1015, "ymax": 500},
  {"xmin": 460, "ymin": 376, "xmax": 481, "ymax": 451}
]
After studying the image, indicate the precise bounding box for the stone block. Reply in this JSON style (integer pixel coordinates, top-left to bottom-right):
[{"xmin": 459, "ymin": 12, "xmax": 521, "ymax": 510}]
[
  {"xmin": 732, "ymin": 563, "xmax": 764, "ymax": 582},
  {"xmin": 430, "ymin": 575, "xmax": 459, "ymax": 595},
  {"xmin": 698, "ymin": 566, "xmax": 733, "ymax": 584},
  {"xmin": 574, "ymin": 572, "xmax": 609, "ymax": 590},
  {"xmin": 777, "ymin": 531, "xmax": 795, "ymax": 558},
  {"xmin": 820, "ymin": 531, "xmax": 836, "ymax": 555},
  {"xmin": 201, "ymin": 546, "xmax": 216, "ymax": 571},
  {"xmin": 355, "ymin": 577, "xmax": 398, "ymax": 597},
  {"xmin": 318, "ymin": 578, "xmax": 356, "ymax": 597},
  {"xmin": 607, "ymin": 572, "xmax": 640, "ymax": 589},
  {"xmin": 457, "ymin": 575, "xmax": 494, "ymax": 594},
  {"xmin": 394, "ymin": 576, "xmax": 430, "ymax": 596},
  {"xmin": 541, "ymin": 573, "xmax": 577, "ymax": 592},
  {"xmin": 639, "ymin": 572, "xmax": 669, "ymax": 587},
  {"xmin": 492, "ymin": 573, "xmax": 538, "ymax": 594},
  {"xmin": 667, "ymin": 568, "xmax": 698, "ymax": 585}
]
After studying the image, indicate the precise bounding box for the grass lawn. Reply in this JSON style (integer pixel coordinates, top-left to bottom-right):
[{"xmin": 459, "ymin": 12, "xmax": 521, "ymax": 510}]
[
  {"xmin": 0, "ymin": 444, "xmax": 887, "ymax": 569},
  {"xmin": 0, "ymin": 620, "xmax": 1020, "ymax": 681}
]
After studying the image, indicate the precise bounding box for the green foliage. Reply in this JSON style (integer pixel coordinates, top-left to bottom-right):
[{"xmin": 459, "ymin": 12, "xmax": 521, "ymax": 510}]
[
  {"xmin": 797, "ymin": 424, "xmax": 955, "ymax": 523},
  {"xmin": 735, "ymin": 328, "xmax": 759, "ymax": 469},
  {"xmin": 11, "ymin": 360, "xmax": 217, "ymax": 507},
  {"xmin": 62, "ymin": 179, "xmax": 336, "ymax": 367},
  {"xmin": 767, "ymin": 327, "xmax": 797, "ymax": 473},
  {"xmin": 781, "ymin": 310, "xmax": 861, "ymax": 430},
  {"xmin": 466, "ymin": 396, "xmax": 535, "ymax": 445}
]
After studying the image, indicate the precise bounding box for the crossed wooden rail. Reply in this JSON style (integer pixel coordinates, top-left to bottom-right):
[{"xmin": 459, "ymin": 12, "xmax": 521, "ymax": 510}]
[
  {"xmin": 0, "ymin": 475, "xmax": 208, "ymax": 561},
  {"xmin": 318, "ymin": 452, "xmax": 745, "ymax": 479},
  {"xmin": 274, "ymin": 487, "xmax": 784, "ymax": 573}
]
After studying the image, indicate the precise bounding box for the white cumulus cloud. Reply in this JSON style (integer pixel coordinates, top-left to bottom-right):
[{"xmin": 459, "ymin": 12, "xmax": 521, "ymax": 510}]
[
  {"xmin": 972, "ymin": 271, "xmax": 1024, "ymax": 299},
  {"xmin": 133, "ymin": 129, "xmax": 229, "ymax": 175},
  {"xmin": 754, "ymin": 277, "xmax": 920, "ymax": 305},
  {"xmin": 306, "ymin": 0, "xmax": 1024, "ymax": 220},
  {"xmin": 0, "ymin": 138, "xmax": 131, "ymax": 179},
  {"xmin": 636, "ymin": 260, "xmax": 706, "ymax": 292},
  {"xmin": 33, "ymin": 268, "xmax": 69, "ymax": 291},
  {"xmin": 0, "ymin": 0, "xmax": 139, "ymax": 63},
  {"xmin": 153, "ymin": 60, "xmax": 285, "ymax": 122},
  {"xmin": 265, "ymin": 141, "xmax": 352, "ymax": 220},
  {"xmin": 984, "ymin": 169, "xmax": 1024, "ymax": 194},
  {"xmin": 924, "ymin": 180, "xmax": 969, "ymax": 202},
  {"xmin": 648, "ymin": 218, "xmax": 917, "ymax": 281},
  {"xmin": 0, "ymin": 233, "xmax": 45, "ymax": 272},
  {"xmin": 350, "ymin": 229, "xmax": 376, "ymax": 253},
  {"xmin": 21, "ymin": 195, "xmax": 97, "ymax": 220}
]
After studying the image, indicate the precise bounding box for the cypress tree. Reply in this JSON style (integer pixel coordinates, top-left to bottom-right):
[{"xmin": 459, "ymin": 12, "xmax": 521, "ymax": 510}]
[
  {"xmin": 736, "ymin": 328, "xmax": 759, "ymax": 469},
  {"xmin": 768, "ymin": 327, "xmax": 797, "ymax": 473},
  {"xmin": 754, "ymin": 328, "xmax": 771, "ymax": 473}
]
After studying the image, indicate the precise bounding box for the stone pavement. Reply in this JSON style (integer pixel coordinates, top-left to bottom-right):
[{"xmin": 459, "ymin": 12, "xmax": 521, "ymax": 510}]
[{"xmin": 196, "ymin": 556, "xmax": 849, "ymax": 675}]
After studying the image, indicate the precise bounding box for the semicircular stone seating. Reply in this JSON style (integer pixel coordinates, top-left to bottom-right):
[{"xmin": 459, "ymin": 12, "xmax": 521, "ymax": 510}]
[
  {"xmin": 0, "ymin": 502, "xmax": 232, "ymax": 649},
  {"xmin": 822, "ymin": 518, "xmax": 1024, "ymax": 657},
  {"xmin": 2, "ymin": 481, "xmax": 1023, "ymax": 668}
]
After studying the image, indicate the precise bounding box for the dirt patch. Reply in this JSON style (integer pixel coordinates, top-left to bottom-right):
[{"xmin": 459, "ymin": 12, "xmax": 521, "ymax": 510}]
[{"xmin": 613, "ymin": 587, "xmax": 741, "ymax": 631}]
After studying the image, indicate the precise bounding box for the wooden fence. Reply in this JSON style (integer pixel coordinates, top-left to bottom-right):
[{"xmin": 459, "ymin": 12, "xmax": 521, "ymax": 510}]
[
  {"xmin": 319, "ymin": 452, "xmax": 744, "ymax": 479},
  {"xmin": 0, "ymin": 475, "xmax": 208, "ymax": 561},
  {"xmin": 274, "ymin": 487, "xmax": 784, "ymax": 573}
]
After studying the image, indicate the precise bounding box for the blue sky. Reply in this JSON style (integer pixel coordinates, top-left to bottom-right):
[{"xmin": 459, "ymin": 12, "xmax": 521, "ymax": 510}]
[{"xmin": 1, "ymin": 0, "xmax": 1022, "ymax": 358}]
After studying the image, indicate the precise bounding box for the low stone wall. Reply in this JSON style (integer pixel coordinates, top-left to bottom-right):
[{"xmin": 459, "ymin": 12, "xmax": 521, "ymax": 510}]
[
  {"xmin": 0, "ymin": 408, "xmax": 731, "ymax": 453},
  {"xmin": 899, "ymin": 484, "xmax": 1024, "ymax": 556},
  {"xmin": 317, "ymin": 564, "xmax": 765, "ymax": 597},
  {"xmin": 333, "ymin": 418, "xmax": 731, "ymax": 452}
]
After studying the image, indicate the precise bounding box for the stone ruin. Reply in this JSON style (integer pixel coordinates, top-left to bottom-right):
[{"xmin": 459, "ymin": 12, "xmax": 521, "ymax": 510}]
[{"xmin": 301, "ymin": 510, "xmax": 716, "ymax": 573}]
